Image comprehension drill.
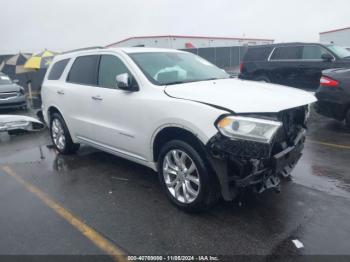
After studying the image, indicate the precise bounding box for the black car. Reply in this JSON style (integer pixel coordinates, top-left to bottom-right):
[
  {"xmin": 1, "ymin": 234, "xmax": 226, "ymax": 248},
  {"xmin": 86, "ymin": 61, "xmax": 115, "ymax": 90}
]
[
  {"xmin": 315, "ymin": 68, "xmax": 350, "ymax": 127},
  {"xmin": 239, "ymin": 43, "xmax": 350, "ymax": 90}
]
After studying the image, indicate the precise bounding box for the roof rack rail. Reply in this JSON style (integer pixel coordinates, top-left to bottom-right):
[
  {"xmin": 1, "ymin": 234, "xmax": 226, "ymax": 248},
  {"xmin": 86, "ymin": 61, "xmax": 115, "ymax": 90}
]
[{"xmin": 61, "ymin": 46, "xmax": 104, "ymax": 54}]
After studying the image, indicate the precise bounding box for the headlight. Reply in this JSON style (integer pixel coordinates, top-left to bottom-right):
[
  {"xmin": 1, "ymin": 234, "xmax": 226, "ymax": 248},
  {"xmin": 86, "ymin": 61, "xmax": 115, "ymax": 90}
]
[
  {"xmin": 19, "ymin": 88, "xmax": 25, "ymax": 95},
  {"xmin": 216, "ymin": 116, "xmax": 282, "ymax": 143}
]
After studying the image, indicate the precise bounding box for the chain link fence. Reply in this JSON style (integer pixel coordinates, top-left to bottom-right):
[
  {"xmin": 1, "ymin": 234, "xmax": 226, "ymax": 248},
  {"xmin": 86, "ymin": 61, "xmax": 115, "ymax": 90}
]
[{"xmin": 181, "ymin": 46, "xmax": 248, "ymax": 76}]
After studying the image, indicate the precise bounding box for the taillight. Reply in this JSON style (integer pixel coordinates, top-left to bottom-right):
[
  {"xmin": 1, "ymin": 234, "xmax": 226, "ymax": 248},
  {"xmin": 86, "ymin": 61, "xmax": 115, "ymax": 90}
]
[
  {"xmin": 240, "ymin": 62, "xmax": 244, "ymax": 73},
  {"xmin": 320, "ymin": 76, "xmax": 339, "ymax": 87}
]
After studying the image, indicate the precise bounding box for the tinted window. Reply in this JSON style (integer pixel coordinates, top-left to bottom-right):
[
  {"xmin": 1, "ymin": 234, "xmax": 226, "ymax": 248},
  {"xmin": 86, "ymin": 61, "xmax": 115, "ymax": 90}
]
[
  {"xmin": 244, "ymin": 46, "xmax": 273, "ymax": 61},
  {"xmin": 67, "ymin": 55, "xmax": 99, "ymax": 85},
  {"xmin": 48, "ymin": 59, "xmax": 70, "ymax": 80},
  {"xmin": 98, "ymin": 55, "xmax": 131, "ymax": 88},
  {"xmin": 270, "ymin": 46, "xmax": 302, "ymax": 60},
  {"xmin": 302, "ymin": 46, "xmax": 328, "ymax": 60}
]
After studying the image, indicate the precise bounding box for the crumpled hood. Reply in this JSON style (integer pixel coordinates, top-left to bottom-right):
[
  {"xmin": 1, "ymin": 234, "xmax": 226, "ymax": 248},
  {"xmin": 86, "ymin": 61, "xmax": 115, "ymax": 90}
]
[
  {"xmin": 0, "ymin": 83, "xmax": 21, "ymax": 93},
  {"xmin": 165, "ymin": 78, "xmax": 317, "ymax": 113}
]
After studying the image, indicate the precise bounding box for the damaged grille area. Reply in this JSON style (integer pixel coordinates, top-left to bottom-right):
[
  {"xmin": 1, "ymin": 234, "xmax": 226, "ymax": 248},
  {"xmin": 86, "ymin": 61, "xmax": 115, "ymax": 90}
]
[
  {"xmin": 206, "ymin": 106, "xmax": 308, "ymax": 200},
  {"xmin": 0, "ymin": 92, "xmax": 18, "ymax": 100},
  {"xmin": 272, "ymin": 106, "xmax": 307, "ymax": 154}
]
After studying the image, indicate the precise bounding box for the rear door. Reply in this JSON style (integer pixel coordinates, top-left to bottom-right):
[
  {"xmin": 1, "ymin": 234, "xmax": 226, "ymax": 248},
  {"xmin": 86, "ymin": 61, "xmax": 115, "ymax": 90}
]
[
  {"xmin": 268, "ymin": 46, "xmax": 304, "ymax": 88},
  {"xmin": 300, "ymin": 45, "xmax": 336, "ymax": 90},
  {"xmin": 64, "ymin": 54, "xmax": 100, "ymax": 140}
]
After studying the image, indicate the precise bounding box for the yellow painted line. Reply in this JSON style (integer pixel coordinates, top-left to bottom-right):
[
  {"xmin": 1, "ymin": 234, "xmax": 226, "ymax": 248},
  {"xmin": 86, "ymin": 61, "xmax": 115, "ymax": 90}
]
[
  {"xmin": 1, "ymin": 166, "xmax": 127, "ymax": 262},
  {"xmin": 308, "ymin": 140, "xmax": 350, "ymax": 150}
]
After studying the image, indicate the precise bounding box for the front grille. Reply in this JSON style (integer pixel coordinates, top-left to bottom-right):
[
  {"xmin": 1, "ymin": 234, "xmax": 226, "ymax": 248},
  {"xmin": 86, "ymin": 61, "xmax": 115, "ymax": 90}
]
[
  {"xmin": 275, "ymin": 106, "xmax": 306, "ymax": 146},
  {"xmin": 0, "ymin": 92, "xmax": 18, "ymax": 99}
]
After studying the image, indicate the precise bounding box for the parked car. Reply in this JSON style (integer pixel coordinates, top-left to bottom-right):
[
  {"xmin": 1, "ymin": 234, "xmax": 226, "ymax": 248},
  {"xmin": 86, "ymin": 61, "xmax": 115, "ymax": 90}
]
[
  {"xmin": 239, "ymin": 43, "xmax": 350, "ymax": 90},
  {"xmin": 0, "ymin": 73, "xmax": 27, "ymax": 110},
  {"xmin": 41, "ymin": 47, "xmax": 316, "ymax": 211},
  {"xmin": 315, "ymin": 68, "xmax": 350, "ymax": 127}
]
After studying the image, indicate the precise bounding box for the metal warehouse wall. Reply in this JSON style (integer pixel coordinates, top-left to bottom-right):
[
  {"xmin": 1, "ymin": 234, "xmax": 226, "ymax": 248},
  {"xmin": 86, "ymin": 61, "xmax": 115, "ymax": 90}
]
[{"xmin": 320, "ymin": 29, "xmax": 350, "ymax": 46}]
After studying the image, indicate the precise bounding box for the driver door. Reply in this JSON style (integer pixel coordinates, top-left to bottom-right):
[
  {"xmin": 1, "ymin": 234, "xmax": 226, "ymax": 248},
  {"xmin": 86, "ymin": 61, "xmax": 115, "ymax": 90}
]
[{"xmin": 89, "ymin": 54, "xmax": 146, "ymax": 160}]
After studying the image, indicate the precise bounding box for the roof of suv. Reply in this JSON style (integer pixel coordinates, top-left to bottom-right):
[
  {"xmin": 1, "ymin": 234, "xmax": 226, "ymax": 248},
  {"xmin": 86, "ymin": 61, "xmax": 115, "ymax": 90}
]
[{"xmin": 56, "ymin": 47, "xmax": 183, "ymax": 60}]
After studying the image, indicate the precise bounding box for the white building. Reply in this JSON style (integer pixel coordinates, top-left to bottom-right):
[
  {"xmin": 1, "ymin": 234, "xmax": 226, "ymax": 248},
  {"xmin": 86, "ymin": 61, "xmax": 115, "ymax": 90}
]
[
  {"xmin": 106, "ymin": 35, "xmax": 274, "ymax": 49},
  {"xmin": 320, "ymin": 27, "xmax": 350, "ymax": 47}
]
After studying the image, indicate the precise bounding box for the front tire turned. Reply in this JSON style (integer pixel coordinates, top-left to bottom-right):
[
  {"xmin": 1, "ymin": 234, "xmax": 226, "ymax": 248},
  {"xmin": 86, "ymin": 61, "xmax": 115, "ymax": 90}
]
[
  {"xmin": 50, "ymin": 113, "xmax": 80, "ymax": 155},
  {"xmin": 158, "ymin": 140, "xmax": 218, "ymax": 212}
]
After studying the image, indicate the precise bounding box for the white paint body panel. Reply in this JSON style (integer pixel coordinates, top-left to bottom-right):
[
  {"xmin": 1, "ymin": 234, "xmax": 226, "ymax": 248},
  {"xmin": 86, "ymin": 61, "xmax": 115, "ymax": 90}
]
[
  {"xmin": 41, "ymin": 47, "xmax": 316, "ymax": 171},
  {"xmin": 165, "ymin": 79, "xmax": 317, "ymax": 113}
]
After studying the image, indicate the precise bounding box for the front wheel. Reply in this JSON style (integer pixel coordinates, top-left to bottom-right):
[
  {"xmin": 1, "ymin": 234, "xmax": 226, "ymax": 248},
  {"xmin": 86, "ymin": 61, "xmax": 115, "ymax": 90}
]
[{"xmin": 158, "ymin": 140, "xmax": 218, "ymax": 212}]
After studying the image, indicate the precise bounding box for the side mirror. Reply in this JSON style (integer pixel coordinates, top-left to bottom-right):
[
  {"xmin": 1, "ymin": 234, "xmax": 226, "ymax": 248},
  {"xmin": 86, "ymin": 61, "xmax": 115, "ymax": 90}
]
[
  {"xmin": 321, "ymin": 53, "xmax": 334, "ymax": 62},
  {"xmin": 115, "ymin": 73, "xmax": 138, "ymax": 91}
]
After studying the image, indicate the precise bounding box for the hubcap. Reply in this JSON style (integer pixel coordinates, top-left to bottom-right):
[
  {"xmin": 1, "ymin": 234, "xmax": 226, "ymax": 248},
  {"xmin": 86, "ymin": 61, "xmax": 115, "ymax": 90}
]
[
  {"xmin": 162, "ymin": 149, "xmax": 200, "ymax": 204},
  {"xmin": 51, "ymin": 119, "xmax": 66, "ymax": 150}
]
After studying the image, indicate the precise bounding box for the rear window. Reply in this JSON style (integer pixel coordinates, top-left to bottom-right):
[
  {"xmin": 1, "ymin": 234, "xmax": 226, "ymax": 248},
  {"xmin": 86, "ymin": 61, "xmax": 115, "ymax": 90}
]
[
  {"xmin": 67, "ymin": 55, "xmax": 99, "ymax": 85},
  {"xmin": 243, "ymin": 46, "xmax": 273, "ymax": 61},
  {"xmin": 48, "ymin": 59, "xmax": 70, "ymax": 80},
  {"xmin": 270, "ymin": 46, "xmax": 302, "ymax": 60}
]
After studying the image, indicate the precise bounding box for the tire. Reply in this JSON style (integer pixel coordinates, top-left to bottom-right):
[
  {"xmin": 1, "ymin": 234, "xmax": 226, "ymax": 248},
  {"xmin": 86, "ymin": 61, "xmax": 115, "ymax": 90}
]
[
  {"xmin": 345, "ymin": 108, "xmax": 350, "ymax": 128},
  {"xmin": 158, "ymin": 140, "xmax": 218, "ymax": 212},
  {"xmin": 255, "ymin": 75, "xmax": 271, "ymax": 83},
  {"xmin": 50, "ymin": 112, "xmax": 80, "ymax": 154}
]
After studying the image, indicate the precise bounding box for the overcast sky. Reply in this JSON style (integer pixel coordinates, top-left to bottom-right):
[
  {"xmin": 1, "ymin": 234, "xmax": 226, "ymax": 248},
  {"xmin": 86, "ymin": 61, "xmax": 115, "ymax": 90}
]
[{"xmin": 0, "ymin": 0, "xmax": 349, "ymax": 54}]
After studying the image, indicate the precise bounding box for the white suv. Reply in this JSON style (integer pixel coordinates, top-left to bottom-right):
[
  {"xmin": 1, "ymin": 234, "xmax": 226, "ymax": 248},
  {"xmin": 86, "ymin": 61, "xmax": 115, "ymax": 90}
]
[{"xmin": 42, "ymin": 47, "xmax": 316, "ymax": 211}]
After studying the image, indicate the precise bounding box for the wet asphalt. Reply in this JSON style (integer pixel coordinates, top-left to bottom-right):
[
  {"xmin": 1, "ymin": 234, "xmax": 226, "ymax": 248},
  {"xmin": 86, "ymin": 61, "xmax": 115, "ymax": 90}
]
[{"xmin": 0, "ymin": 107, "xmax": 350, "ymax": 261}]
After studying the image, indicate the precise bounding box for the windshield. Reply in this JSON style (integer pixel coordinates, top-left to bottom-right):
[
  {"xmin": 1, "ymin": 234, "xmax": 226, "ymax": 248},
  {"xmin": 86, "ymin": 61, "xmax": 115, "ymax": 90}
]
[
  {"xmin": 129, "ymin": 52, "xmax": 229, "ymax": 85},
  {"xmin": 326, "ymin": 45, "xmax": 350, "ymax": 59},
  {"xmin": 0, "ymin": 75, "xmax": 13, "ymax": 85}
]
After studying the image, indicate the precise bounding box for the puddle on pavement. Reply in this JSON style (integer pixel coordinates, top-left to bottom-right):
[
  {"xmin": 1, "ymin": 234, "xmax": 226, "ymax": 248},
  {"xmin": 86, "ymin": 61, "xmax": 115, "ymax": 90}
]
[
  {"xmin": 293, "ymin": 159, "xmax": 350, "ymax": 199},
  {"xmin": 2, "ymin": 128, "xmax": 350, "ymax": 200}
]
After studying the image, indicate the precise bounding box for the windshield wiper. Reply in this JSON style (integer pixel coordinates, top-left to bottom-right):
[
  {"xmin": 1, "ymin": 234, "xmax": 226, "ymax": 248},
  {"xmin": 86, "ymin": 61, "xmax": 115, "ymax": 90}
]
[{"xmin": 165, "ymin": 77, "xmax": 227, "ymax": 86}]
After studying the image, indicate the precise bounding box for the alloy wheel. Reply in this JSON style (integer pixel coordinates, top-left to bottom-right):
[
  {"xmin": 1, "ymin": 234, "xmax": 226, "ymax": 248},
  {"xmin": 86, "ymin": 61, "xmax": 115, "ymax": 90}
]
[
  {"xmin": 162, "ymin": 149, "xmax": 200, "ymax": 204},
  {"xmin": 51, "ymin": 118, "xmax": 66, "ymax": 150}
]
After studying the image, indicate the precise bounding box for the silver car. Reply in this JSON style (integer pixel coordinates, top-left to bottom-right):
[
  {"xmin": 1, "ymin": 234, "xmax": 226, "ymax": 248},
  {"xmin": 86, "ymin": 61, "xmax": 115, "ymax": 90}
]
[{"xmin": 0, "ymin": 73, "xmax": 27, "ymax": 110}]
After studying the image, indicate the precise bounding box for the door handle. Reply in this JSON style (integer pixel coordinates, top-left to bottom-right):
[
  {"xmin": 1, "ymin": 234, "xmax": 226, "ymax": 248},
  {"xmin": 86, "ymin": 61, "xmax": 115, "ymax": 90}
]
[
  {"xmin": 91, "ymin": 95, "xmax": 103, "ymax": 101},
  {"xmin": 57, "ymin": 90, "xmax": 65, "ymax": 95}
]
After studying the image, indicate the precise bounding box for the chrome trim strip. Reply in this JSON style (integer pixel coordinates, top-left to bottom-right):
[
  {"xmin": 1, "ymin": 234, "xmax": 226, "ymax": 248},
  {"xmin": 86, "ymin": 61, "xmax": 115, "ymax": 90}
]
[{"xmin": 76, "ymin": 135, "xmax": 147, "ymax": 162}]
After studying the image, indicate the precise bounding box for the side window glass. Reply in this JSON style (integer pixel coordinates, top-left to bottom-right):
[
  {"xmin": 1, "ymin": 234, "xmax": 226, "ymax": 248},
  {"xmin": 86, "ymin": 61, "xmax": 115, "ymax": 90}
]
[
  {"xmin": 302, "ymin": 46, "xmax": 329, "ymax": 60},
  {"xmin": 67, "ymin": 55, "xmax": 99, "ymax": 85},
  {"xmin": 98, "ymin": 55, "xmax": 131, "ymax": 89},
  {"xmin": 48, "ymin": 59, "xmax": 70, "ymax": 80},
  {"xmin": 270, "ymin": 46, "xmax": 302, "ymax": 60}
]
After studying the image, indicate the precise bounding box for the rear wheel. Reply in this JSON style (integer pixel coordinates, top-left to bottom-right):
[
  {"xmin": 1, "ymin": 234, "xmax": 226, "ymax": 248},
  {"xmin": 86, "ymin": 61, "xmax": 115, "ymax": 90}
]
[
  {"xmin": 255, "ymin": 75, "xmax": 271, "ymax": 83},
  {"xmin": 50, "ymin": 113, "xmax": 80, "ymax": 154},
  {"xmin": 158, "ymin": 140, "xmax": 218, "ymax": 212}
]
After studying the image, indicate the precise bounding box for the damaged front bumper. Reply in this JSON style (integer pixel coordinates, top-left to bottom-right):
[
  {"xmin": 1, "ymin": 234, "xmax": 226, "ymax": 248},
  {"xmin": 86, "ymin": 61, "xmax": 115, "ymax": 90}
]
[
  {"xmin": 206, "ymin": 129, "xmax": 305, "ymax": 201},
  {"xmin": 0, "ymin": 115, "xmax": 45, "ymax": 132}
]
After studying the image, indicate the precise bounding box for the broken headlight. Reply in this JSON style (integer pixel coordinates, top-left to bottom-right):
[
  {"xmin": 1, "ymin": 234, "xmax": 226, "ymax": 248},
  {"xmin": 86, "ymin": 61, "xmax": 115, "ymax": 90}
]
[{"xmin": 217, "ymin": 116, "xmax": 282, "ymax": 144}]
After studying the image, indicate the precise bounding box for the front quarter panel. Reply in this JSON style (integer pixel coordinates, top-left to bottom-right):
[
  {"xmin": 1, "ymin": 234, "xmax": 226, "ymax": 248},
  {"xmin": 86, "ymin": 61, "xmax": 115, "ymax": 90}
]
[{"xmin": 146, "ymin": 96, "xmax": 229, "ymax": 160}]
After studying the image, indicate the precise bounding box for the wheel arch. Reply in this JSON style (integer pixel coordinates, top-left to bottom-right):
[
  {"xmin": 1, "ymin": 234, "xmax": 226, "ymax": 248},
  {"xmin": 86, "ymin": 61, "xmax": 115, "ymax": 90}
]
[
  {"xmin": 47, "ymin": 105, "xmax": 64, "ymax": 124},
  {"xmin": 152, "ymin": 125, "xmax": 208, "ymax": 163}
]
